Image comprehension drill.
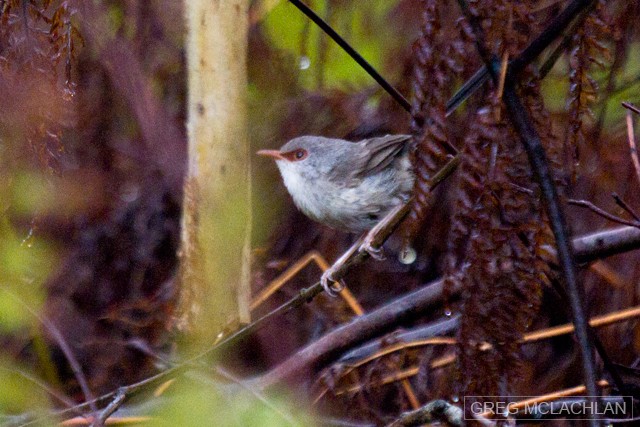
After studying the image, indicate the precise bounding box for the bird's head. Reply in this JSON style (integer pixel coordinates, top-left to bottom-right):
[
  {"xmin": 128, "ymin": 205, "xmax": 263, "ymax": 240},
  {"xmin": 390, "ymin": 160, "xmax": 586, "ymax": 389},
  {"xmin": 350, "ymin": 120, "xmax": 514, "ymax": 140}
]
[{"xmin": 257, "ymin": 136, "xmax": 345, "ymax": 182}]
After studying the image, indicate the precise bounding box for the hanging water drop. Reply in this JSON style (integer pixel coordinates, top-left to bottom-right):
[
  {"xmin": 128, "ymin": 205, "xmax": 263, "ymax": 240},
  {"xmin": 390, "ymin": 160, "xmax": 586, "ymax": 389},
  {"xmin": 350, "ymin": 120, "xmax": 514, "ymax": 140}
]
[
  {"xmin": 398, "ymin": 246, "xmax": 417, "ymax": 265},
  {"xmin": 299, "ymin": 56, "xmax": 311, "ymax": 70}
]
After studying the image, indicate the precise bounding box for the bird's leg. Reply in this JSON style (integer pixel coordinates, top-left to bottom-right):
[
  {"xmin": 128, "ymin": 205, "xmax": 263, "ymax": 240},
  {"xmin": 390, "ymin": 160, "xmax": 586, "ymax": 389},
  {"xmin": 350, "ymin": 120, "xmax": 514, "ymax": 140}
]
[
  {"xmin": 359, "ymin": 203, "xmax": 409, "ymax": 260},
  {"xmin": 320, "ymin": 236, "xmax": 364, "ymax": 297},
  {"xmin": 361, "ymin": 242, "xmax": 386, "ymax": 260},
  {"xmin": 321, "ymin": 203, "xmax": 411, "ymax": 297}
]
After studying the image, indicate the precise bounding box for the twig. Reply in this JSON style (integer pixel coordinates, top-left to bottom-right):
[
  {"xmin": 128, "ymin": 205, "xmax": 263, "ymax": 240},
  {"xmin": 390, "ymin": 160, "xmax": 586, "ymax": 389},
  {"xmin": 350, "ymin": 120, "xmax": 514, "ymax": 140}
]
[
  {"xmin": 612, "ymin": 193, "xmax": 640, "ymax": 222},
  {"xmin": 508, "ymin": 0, "xmax": 597, "ymax": 76},
  {"xmin": 624, "ymin": 107, "xmax": 640, "ymax": 187},
  {"xmin": 448, "ymin": 0, "xmax": 598, "ymax": 118},
  {"xmin": 568, "ymin": 199, "xmax": 640, "ymax": 228},
  {"xmin": 589, "ymin": 260, "xmax": 627, "ymax": 289},
  {"xmin": 329, "ymin": 305, "xmax": 640, "ymax": 397},
  {"xmin": 606, "ymin": 414, "xmax": 640, "ymax": 424},
  {"xmin": 1, "ymin": 290, "xmax": 97, "ymax": 416},
  {"xmin": 250, "ymin": 250, "xmax": 363, "ymax": 315},
  {"xmin": 539, "ymin": 28, "xmax": 575, "ymax": 79},
  {"xmin": 255, "ymin": 278, "xmax": 455, "ymax": 392},
  {"xmin": 338, "ymin": 316, "xmax": 460, "ymax": 364},
  {"xmin": 446, "ymin": 66, "xmax": 490, "ymax": 117},
  {"xmin": 622, "ymin": 102, "xmax": 640, "ymax": 115},
  {"xmin": 214, "ymin": 367, "xmax": 298, "ymax": 426},
  {"xmin": 335, "ymin": 337, "xmax": 457, "ymax": 372},
  {"xmin": 496, "ymin": 52, "xmax": 509, "ymax": 101},
  {"xmin": 89, "ymin": 388, "xmax": 126, "ymax": 427},
  {"xmin": 572, "ymin": 225, "xmax": 640, "ymax": 263},
  {"xmin": 385, "ymin": 400, "xmax": 464, "ymax": 427},
  {"xmin": 480, "ymin": 380, "xmax": 610, "ymax": 420}
]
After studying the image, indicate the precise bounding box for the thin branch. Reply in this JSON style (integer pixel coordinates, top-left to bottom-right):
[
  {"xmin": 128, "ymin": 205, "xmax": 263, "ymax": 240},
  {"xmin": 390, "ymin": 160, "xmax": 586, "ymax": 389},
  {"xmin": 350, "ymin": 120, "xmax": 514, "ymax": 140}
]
[
  {"xmin": 625, "ymin": 108, "xmax": 640, "ymax": 187},
  {"xmin": 446, "ymin": 66, "xmax": 489, "ymax": 116},
  {"xmin": 214, "ymin": 367, "xmax": 298, "ymax": 426},
  {"xmin": 622, "ymin": 102, "xmax": 640, "ymax": 115},
  {"xmin": 254, "ymin": 279, "xmax": 455, "ymax": 392},
  {"xmin": 338, "ymin": 316, "xmax": 460, "ymax": 364},
  {"xmin": 589, "ymin": 260, "xmax": 627, "ymax": 289},
  {"xmin": 89, "ymin": 388, "xmax": 126, "ymax": 427},
  {"xmin": 508, "ymin": 0, "xmax": 598, "ymax": 77},
  {"xmin": 249, "ymin": 250, "xmax": 363, "ymax": 315},
  {"xmin": 568, "ymin": 199, "xmax": 640, "ymax": 228},
  {"xmin": 612, "ymin": 193, "xmax": 640, "ymax": 223},
  {"xmin": 328, "ymin": 305, "xmax": 640, "ymax": 397},
  {"xmin": 539, "ymin": 28, "xmax": 575, "ymax": 79},
  {"xmin": 286, "ymin": 0, "xmax": 411, "ymax": 112},
  {"xmin": 572, "ymin": 226, "xmax": 640, "ymax": 263},
  {"xmin": 1, "ymin": 290, "xmax": 97, "ymax": 416}
]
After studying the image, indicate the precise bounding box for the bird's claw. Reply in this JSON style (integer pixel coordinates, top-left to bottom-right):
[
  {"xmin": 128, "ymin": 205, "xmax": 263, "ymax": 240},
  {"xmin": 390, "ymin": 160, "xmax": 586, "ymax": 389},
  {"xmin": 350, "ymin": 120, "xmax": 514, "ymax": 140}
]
[
  {"xmin": 360, "ymin": 241, "xmax": 386, "ymax": 260},
  {"xmin": 321, "ymin": 269, "xmax": 344, "ymax": 297}
]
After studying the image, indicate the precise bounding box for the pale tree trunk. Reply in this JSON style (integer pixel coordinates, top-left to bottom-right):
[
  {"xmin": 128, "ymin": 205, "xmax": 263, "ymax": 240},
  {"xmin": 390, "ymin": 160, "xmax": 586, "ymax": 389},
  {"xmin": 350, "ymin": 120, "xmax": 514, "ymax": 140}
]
[{"xmin": 181, "ymin": 0, "xmax": 251, "ymax": 337}]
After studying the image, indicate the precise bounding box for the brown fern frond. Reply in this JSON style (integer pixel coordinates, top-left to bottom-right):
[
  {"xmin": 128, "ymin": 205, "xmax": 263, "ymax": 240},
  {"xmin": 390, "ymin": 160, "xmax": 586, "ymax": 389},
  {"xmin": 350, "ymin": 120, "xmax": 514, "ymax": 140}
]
[
  {"xmin": 467, "ymin": 0, "xmax": 538, "ymax": 59},
  {"xmin": 448, "ymin": 104, "xmax": 547, "ymax": 398},
  {"xmin": 521, "ymin": 78, "xmax": 568, "ymax": 191},
  {"xmin": 406, "ymin": 0, "xmax": 467, "ymax": 240},
  {"xmin": 0, "ymin": 0, "xmax": 80, "ymax": 173},
  {"xmin": 447, "ymin": 1, "xmax": 559, "ymax": 400},
  {"xmin": 565, "ymin": 0, "xmax": 611, "ymax": 180}
]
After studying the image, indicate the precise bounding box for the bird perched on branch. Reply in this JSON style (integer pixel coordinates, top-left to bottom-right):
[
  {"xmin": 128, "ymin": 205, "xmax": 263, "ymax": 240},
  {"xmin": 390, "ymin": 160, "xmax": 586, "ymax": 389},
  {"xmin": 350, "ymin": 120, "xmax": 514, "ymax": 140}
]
[
  {"xmin": 258, "ymin": 134, "xmax": 414, "ymax": 294},
  {"xmin": 258, "ymin": 135, "xmax": 413, "ymax": 232}
]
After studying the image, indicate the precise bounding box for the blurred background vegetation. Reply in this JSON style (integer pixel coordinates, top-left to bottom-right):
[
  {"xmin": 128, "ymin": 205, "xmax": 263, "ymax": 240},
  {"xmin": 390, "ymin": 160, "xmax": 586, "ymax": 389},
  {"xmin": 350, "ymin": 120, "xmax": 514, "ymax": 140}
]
[{"xmin": 1, "ymin": 0, "xmax": 640, "ymax": 426}]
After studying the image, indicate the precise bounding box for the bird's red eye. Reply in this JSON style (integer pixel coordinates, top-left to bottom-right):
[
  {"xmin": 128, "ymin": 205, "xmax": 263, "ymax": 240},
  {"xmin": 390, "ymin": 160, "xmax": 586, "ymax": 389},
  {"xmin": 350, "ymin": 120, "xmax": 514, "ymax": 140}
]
[{"xmin": 283, "ymin": 148, "xmax": 308, "ymax": 161}]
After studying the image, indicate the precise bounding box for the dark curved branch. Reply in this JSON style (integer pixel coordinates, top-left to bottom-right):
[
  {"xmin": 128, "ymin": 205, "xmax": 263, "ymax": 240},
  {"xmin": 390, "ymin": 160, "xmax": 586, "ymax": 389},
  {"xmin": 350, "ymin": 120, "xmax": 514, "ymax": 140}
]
[{"xmin": 255, "ymin": 277, "xmax": 453, "ymax": 391}]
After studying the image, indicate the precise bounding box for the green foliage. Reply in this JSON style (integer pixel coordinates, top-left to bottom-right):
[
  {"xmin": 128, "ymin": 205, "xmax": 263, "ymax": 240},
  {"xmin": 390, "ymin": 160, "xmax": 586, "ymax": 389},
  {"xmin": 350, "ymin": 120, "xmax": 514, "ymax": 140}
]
[
  {"xmin": 0, "ymin": 362, "xmax": 50, "ymax": 420},
  {"xmin": 0, "ymin": 216, "xmax": 54, "ymax": 335},
  {"xmin": 151, "ymin": 380, "xmax": 310, "ymax": 427},
  {"xmin": 262, "ymin": 0, "xmax": 398, "ymax": 90}
]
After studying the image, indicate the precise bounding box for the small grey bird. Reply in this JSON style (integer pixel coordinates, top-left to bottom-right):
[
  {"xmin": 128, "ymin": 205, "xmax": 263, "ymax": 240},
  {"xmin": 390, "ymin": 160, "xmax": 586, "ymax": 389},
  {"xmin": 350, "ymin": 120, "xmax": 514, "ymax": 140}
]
[{"xmin": 258, "ymin": 135, "xmax": 414, "ymax": 233}]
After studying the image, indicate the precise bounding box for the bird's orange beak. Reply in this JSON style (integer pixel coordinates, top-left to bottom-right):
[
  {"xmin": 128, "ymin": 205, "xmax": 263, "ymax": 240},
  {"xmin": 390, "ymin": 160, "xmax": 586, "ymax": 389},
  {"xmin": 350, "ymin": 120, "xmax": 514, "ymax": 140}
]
[{"xmin": 257, "ymin": 149, "xmax": 284, "ymax": 160}]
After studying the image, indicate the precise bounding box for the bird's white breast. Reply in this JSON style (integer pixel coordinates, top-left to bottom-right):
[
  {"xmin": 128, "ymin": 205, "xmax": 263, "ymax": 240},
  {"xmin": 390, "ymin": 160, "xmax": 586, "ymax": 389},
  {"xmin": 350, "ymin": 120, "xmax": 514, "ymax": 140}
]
[{"xmin": 276, "ymin": 156, "xmax": 413, "ymax": 232}]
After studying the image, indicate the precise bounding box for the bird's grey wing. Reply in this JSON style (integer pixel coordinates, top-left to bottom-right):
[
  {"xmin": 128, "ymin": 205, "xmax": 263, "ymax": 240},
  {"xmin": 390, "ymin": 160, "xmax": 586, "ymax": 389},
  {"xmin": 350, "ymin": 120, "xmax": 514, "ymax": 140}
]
[
  {"xmin": 326, "ymin": 135, "xmax": 412, "ymax": 186},
  {"xmin": 359, "ymin": 134, "xmax": 412, "ymax": 176}
]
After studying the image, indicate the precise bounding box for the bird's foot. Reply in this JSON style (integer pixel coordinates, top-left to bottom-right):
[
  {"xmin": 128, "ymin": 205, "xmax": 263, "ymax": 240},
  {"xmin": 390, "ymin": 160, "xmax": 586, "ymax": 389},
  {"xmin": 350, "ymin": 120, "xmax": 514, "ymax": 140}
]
[
  {"xmin": 320, "ymin": 268, "xmax": 345, "ymax": 297},
  {"xmin": 359, "ymin": 237, "xmax": 386, "ymax": 260}
]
